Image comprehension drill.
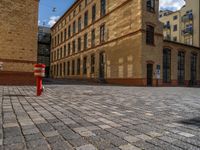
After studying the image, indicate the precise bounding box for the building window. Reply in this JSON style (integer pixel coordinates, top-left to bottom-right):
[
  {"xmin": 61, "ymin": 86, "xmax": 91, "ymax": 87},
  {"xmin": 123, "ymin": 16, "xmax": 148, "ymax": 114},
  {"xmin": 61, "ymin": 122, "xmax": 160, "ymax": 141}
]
[
  {"xmin": 57, "ymin": 49, "xmax": 59, "ymax": 60},
  {"xmin": 55, "ymin": 36, "xmax": 57, "ymax": 46},
  {"xmin": 173, "ymin": 25, "xmax": 177, "ymax": 31},
  {"xmin": 61, "ymin": 32, "xmax": 63, "ymax": 42},
  {"xmin": 73, "ymin": 10, "xmax": 76, "ymax": 17},
  {"xmin": 60, "ymin": 63, "xmax": 62, "ymax": 77},
  {"xmin": 91, "ymin": 29, "xmax": 95, "ymax": 47},
  {"xmin": 64, "ymin": 28, "xmax": 67, "ymax": 40},
  {"xmin": 84, "ymin": 33, "xmax": 88, "ymax": 49},
  {"xmin": 67, "ymin": 61, "xmax": 70, "ymax": 75},
  {"xmin": 173, "ymin": 15, "xmax": 178, "ymax": 20},
  {"xmin": 85, "ymin": 0, "xmax": 88, "ymax": 7},
  {"xmin": 77, "ymin": 58, "xmax": 81, "ymax": 75},
  {"xmin": 72, "ymin": 40, "xmax": 76, "ymax": 53},
  {"xmin": 101, "ymin": 0, "xmax": 106, "ymax": 17},
  {"xmin": 173, "ymin": 37, "xmax": 177, "ymax": 42},
  {"xmin": 73, "ymin": 21, "xmax": 76, "ymax": 34},
  {"xmin": 56, "ymin": 64, "xmax": 59, "ymax": 76},
  {"xmin": 68, "ymin": 43, "xmax": 71, "ymax": 55},
  {"xmin": 146, "ymin": 25, "xmax": 154, "ymax": 45},
  {"xmin": 53, "ymin": 65, "xmax": 56, "ymax": 76},
  {"xmin": 57, "ymin": 34, "xmax": 60, "ymax": 44},
  {"xmin": 54, "ymin": 51, "xmax": 56, "ymax": 61},
  {"xmin": 79, "ymin": 4, "xmax": 82, "ymax": 12},
  {"xmin": 92, "ymin": 4, "xmax": 96, "ymax": 22},
  {"xmin": 64, "ymin": 62, "xmax": 66, "ymax": 76},
  {"xmin": 178, "ymin": 51, "xmax": 185, "ymax": 84},
  {"xmin": 163, "ymin": 48, "xmax": 171, "ymax": 83},
  {"xmin": 100, "ymin": 24, "xmax": 105, "ymax": 43},
  {"xmin": 50, "ymin": 52, "xmax": 52, "ymax": 62},
  {"xmin": 91, "ymin": 54, "xmax": 95, "ymax": 74},
  {"xmin": 72, "ymin": 60, "xmax": 75, "ymax": 75},
  {"xmin": 64, "ymin": 45, "xmax": 66, "ymax": 56},
  {"xmin": 68, "ymin": 25, "xmax": 71, "ymax": 38},
  {"xmin": 147, "ymin": 0, "xmax": 155, "ymax": 12},
  {"xmin": 78, "ymin": 17, "xmax": 82, "ymax": 32},
  {"xmin": 83, "ymin": 57, "xmax": 87, "ymax": 75},
  {"xmin": 60, "ymin": 47, "xmax": 62, "ymax": 58},
  {"xmin": 84, "ymin": 11, "xmax": 88, "ymax": 27},
  {"xmin": 78, "ymin": 37, "xmax": 81, "ymax": 51},
  {"xmin": 191, "ymin": 53, "xmax": 197, "ymax": 82}
]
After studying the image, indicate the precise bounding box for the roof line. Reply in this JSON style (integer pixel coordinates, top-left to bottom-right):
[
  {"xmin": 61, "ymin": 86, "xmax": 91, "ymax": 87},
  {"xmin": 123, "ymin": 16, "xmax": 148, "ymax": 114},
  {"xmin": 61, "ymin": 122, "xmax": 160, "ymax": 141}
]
[{"xmin": 51, "ymin": 0, "xmax": 80, "ymax": 30}]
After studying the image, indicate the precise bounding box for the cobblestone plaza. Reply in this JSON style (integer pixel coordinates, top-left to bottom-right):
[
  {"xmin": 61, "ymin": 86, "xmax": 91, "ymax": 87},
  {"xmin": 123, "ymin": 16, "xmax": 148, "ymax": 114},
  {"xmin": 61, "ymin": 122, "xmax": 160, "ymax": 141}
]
[{"xmin": 0, "ymin": 83, "xmax": 200, "ymax": 150}]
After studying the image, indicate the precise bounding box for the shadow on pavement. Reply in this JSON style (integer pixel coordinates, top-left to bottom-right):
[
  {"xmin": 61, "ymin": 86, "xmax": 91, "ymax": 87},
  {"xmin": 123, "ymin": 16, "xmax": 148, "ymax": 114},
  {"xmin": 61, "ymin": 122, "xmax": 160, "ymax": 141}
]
[
  {"xmin": 178, "ymin": 117, "xmax": 200, "ymax": 128},
  {"xmin": 43, "ymin": 78, "xmax": 107, "ymax": 86}
]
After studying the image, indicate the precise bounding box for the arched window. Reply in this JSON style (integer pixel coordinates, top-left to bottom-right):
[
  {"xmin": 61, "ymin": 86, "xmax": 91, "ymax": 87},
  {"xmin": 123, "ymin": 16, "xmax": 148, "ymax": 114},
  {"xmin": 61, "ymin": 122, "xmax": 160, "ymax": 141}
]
[{"xmin": 147, "ymin": 0, "xmax": 155, "ymax": 12}]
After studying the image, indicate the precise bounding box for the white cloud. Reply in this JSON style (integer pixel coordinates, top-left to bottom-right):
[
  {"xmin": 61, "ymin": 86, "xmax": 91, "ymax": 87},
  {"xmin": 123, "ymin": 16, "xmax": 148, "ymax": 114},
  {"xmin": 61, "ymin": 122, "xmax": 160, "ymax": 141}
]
[
  {"xmin": 48, "ymin": 16, "xmax": 60, "ymax": 27},
  {"xmin": 38, "ymin": 20, "xmax": 41, "ymax": 25},
  {"xmin": 160, "ymin": 0, "xmax": 185, "ymax": 10}
]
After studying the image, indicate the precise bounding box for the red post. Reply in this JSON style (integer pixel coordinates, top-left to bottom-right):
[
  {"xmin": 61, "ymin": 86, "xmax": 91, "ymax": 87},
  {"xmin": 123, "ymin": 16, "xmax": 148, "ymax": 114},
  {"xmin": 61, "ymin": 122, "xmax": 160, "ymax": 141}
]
[
  {"xmin": 34, "ymin": 64, "xmax": 45, "ymax": 96},
  {"xmin": 36, "ymin": 77, "xmax": 42, "ymax": 96}
]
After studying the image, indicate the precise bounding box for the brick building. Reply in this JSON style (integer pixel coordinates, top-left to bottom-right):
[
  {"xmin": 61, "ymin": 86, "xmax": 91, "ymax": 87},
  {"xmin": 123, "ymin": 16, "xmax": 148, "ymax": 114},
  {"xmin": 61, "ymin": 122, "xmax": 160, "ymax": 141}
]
[
  {"xmin": 50, "ymin": 0, "xmax": 200, "ymax": 86},
  {"xmin": 0, "ymin": 0, "xmax": 39, "ymax": 85}
]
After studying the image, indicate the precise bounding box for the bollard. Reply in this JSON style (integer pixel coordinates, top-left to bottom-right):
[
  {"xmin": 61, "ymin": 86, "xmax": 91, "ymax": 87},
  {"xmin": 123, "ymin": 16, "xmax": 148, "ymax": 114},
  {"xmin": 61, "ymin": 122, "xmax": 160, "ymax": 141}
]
[{"xmin": 34, "ymin": 64, "xmax": 46, "ymax": 96}]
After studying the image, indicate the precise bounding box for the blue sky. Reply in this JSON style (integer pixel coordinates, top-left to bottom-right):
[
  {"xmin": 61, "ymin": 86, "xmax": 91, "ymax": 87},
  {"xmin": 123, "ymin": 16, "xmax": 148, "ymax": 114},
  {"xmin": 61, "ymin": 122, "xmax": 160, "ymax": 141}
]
[{"xmin": 38, "ymin": 0, "xmax": 185, "ymax": 27}]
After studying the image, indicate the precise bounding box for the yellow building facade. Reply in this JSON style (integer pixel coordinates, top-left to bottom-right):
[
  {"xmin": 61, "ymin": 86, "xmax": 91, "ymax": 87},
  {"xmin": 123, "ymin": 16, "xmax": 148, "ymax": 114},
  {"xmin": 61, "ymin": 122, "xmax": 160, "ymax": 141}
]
[
  {"xmin": 51, "ymin": 0, "xmax": 200, "ymax": 86},
  {"xmin": 160, "ymin": 0, "xmax": 200, "ymax": 47}
]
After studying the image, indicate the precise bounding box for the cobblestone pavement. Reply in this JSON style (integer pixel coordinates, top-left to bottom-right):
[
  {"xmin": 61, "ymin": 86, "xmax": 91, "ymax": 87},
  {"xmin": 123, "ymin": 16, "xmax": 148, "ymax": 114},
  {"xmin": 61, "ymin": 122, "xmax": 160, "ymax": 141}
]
[{"xmin": 0, "ymin": 85, "xmax": 200, "ymax": 150}]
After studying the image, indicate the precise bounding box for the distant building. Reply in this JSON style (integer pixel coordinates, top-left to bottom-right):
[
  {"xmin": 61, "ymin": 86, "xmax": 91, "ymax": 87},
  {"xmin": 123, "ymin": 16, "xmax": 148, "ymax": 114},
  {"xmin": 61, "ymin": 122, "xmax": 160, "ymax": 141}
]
[
  {"xmin": 38, "ymin": 26, "xmax": 51, "ymax": 77},
  {"xmin": 0, "ymin": 0, "xmax": 39, "ymax": 85},
  {"xmin": 50, "ymin": 0, "xmax": 200, "ymax": 86},
  {"xmin": 160, "ymin": 0, "xmax": 200, "ymax": 47}
]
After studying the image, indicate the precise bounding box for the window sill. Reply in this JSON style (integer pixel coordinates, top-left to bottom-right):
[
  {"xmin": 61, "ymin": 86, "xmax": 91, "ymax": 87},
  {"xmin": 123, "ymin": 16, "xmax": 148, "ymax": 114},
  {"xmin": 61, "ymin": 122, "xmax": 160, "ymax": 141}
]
[{"xmin": 146, "ymin": 43, "xmax": 155, "ymax": 47}]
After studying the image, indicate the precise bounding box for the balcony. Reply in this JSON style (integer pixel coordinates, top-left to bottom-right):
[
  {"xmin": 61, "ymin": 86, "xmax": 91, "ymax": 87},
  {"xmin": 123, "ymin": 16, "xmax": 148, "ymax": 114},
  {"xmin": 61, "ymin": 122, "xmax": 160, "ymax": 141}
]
[
  {"xmin": 163, "ymin": 23, "xmax": 171, "ymax": 30},
  {"xmin": 182, "ymin": 13, "xmax": 193, "ymax": 22},
  {"xmin": 182, "ymin": 27, "xmax": 193, "ymax": 35}
]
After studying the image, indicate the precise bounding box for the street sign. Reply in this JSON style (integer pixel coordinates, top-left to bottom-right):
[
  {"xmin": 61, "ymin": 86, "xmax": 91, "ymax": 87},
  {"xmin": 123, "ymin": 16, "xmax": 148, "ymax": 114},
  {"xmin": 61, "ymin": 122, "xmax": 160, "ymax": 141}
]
[
  {"xmin": 156, "ymin": 65, "xmax": 161, "ymax": 79},
  {"xmin": 0, "ymin": 62, "xmax": 3, "ymax": 71}
]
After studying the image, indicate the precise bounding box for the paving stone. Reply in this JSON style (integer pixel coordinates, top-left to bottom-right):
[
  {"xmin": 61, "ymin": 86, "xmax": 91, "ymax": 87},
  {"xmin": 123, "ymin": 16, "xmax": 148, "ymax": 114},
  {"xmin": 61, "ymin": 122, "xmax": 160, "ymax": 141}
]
[
  {"xmin": 124, "ymin": 136, "xmax": 140, "ymax": 143},
  {"xmin": 4, "ymin": 143, "xmax": 26, "ymax": 150},
  {"xmin": 24, "ymin": 133, "xmax": 44, "ymax": 141},
  {"xmin": 135, "ymin": 134, "xmax": 152, "ymax": 141},
  {"xmin": 3, "ymin": 127, "xmax": 22, "ymax": 137},
  {"xmin": 119, "ymin": 144, "xmax": 141, "ymax": 150},
  {"xmin": 47, "ymin": 136, "xmax": 74, "ymax": 150},
  {"xmin": 178, "ymin": 132, "xmax": 195, "ymax": 137},
  {"xmin": 68, "ymin": 137, "xmax": 89, "ymax": 148},
  {"xmin": 26, "ymin": 139, "xmax": 50, "ymax": 150},
  {"xmin": 43, "ymin": 130, "xmax": 59, "ymax": 137},
  {"xmin": 99, "ymin": 125, "xmax": 112, "ymax": 129},
  {"xmin": 76, "ymin": 144, "xmax": 97, "ymax": 150},
  {"xmin": 4, "ymin": 136, "xmax": 24, "ymax": 145},
  {"xmin": 3, "ymin": 123, "xmax": 19, "ymax": 128}
]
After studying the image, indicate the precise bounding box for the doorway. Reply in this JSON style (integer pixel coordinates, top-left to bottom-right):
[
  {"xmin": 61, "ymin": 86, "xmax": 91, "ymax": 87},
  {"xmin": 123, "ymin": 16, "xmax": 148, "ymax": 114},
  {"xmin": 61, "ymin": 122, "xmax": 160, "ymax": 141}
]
[{"xmin": 147, "ymin": 64, "xmax": 153, "ymax": 86}]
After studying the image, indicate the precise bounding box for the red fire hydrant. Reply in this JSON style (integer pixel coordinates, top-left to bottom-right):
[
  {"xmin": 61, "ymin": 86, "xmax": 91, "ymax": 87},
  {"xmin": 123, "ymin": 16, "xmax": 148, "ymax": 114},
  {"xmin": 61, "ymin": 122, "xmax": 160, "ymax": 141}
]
[{"xmin": 34, "ymin": 64, "xmax": 46, "ymax": 96}]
